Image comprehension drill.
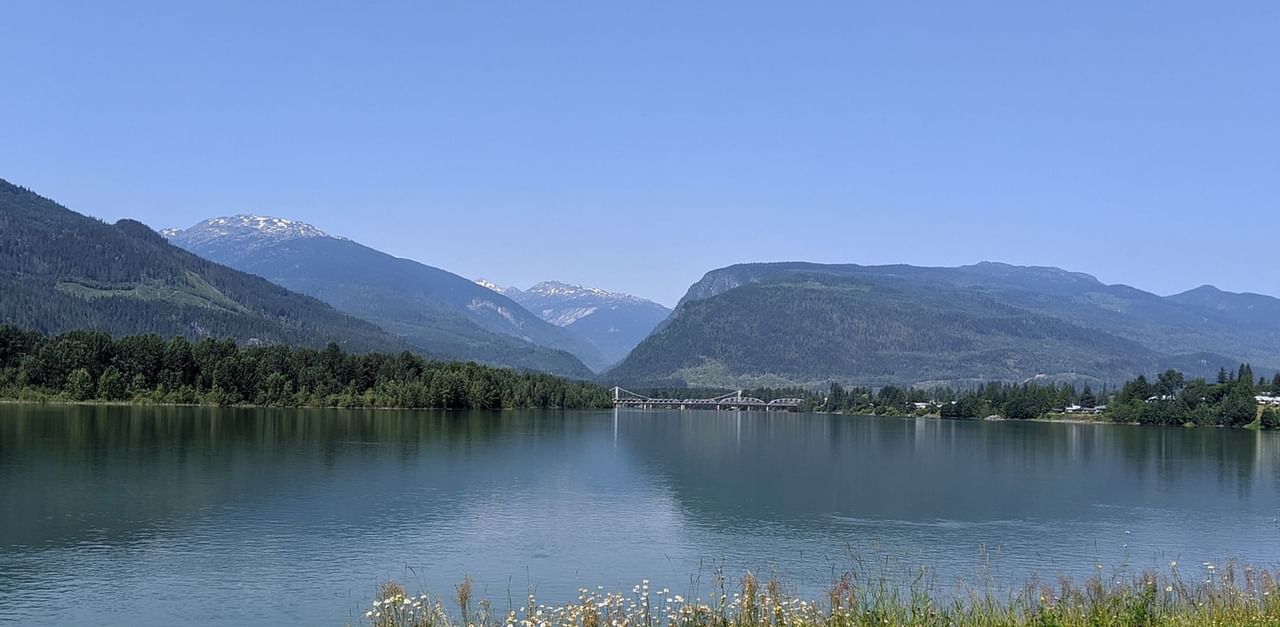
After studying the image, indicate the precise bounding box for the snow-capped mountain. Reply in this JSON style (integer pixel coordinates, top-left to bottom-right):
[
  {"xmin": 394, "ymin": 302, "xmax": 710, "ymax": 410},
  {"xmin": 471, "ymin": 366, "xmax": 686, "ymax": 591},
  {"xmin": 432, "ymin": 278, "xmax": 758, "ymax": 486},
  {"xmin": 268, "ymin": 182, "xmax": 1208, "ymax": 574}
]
[
  {"xmin": 476, "ymin": 279, "xmax": 672, "ymax": 366},
  {"xmin": 162, "ymin": 215, "xmax": 345, "ymax": 265},
  {"xmin": 163, "ymin": 216, "xmax": 608, "ymax": 376},
  {"xmin": 474, "ymin": 279, "xmax": 519, "ymax": 297}
]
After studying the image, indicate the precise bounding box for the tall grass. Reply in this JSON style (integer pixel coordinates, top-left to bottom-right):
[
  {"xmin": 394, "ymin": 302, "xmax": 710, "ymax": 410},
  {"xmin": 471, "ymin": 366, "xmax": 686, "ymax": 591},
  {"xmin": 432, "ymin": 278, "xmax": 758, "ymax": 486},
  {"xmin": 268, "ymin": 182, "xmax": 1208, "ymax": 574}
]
[{"xmin": 356, "ymin": 560, "xmax": 1280, "ymax": 627}]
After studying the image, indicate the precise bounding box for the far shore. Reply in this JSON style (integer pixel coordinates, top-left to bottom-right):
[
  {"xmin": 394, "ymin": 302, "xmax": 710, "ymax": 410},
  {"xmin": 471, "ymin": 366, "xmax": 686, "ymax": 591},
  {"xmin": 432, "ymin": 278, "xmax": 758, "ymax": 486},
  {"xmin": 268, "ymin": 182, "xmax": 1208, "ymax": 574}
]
[
  {"xmin": 4, "ymin": 398, "xmax": 1273, "ymax": 431},
  {"xmin": 0, "ymin": 397, "xmax": 603, "ymax": 412},
  {"xmin": 816, "ymin": 409, "xmax": 1272, "ymax": 430}
]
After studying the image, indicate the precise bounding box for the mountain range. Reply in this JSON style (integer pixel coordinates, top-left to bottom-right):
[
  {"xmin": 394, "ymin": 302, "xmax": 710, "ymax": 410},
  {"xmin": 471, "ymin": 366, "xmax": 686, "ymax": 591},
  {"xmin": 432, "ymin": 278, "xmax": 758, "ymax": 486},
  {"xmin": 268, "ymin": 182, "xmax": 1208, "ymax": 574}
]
[
  {"xmin": 5, "ymin": 176, "xmax": 1279, "ymax": 390},
  {"xmin": 0, "ymin": 179, "xmax": 402, "ymax": 352},
  {"xmin": 606, "ymin": 262, "xmax": 1280, "ymax": 388},
  {"xmin": 476, "ymin": 280, "xmax": 671, "ymax": 367},
  {"xmin": 163, "ymin": 216, "xmax": 607, "ymax": 378}
]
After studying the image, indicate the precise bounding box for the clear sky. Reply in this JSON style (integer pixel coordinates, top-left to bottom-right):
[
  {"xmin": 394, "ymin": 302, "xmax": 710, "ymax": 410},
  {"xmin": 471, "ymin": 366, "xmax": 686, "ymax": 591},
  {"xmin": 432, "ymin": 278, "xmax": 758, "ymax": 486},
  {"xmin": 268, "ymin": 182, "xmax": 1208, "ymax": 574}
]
[{"xmin": 2, "ymin": 1, "xmax": 1276, "ymax": 306}]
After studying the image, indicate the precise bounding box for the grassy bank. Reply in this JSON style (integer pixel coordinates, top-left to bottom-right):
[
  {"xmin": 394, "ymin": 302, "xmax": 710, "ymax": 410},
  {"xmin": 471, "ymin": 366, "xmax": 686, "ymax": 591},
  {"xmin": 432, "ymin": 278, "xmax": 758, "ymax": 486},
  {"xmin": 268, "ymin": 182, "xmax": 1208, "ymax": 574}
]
[{"xmin": 357, "ymin": 562, "xmax": 1280, "ymax": 627}]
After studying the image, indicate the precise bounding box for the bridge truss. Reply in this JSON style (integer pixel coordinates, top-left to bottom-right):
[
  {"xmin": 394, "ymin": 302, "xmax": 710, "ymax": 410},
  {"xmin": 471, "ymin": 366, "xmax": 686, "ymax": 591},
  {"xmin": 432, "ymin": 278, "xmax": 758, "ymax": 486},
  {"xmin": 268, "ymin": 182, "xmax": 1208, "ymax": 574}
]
[{"xmin": 610, "ymin": 387, "xmax": 803, "ymax": 411}]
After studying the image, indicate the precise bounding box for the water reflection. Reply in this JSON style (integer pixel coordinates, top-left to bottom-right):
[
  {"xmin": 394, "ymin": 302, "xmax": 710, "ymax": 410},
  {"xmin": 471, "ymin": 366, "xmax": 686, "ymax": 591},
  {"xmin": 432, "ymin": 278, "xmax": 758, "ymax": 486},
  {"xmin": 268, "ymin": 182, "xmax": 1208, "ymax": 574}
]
[{"xmin": 1, "ymin": 406, "xmax": 1278, "ymax": 627}]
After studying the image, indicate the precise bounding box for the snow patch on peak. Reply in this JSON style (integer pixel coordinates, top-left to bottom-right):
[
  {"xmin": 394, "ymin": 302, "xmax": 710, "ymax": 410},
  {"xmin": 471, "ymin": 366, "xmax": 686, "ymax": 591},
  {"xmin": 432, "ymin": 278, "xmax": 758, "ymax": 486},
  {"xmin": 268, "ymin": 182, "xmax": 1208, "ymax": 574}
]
[
  {"xmin": 165, "ymin": 214, "xmax": 347, "ymax": 248},
  {"xmin": 475, "ymin": 278, "xmax": 505, "ymax": 292},
  {"xmin": 474, "ymin": 278, "xmax": 522, "ymax": 297},
  {"xmin": 203, "ymin": 214, "xmax": 336, "ymax": 239},
  {"xmin": 526, "ymin": 281, "xmax": 647, "ymax": 304}
]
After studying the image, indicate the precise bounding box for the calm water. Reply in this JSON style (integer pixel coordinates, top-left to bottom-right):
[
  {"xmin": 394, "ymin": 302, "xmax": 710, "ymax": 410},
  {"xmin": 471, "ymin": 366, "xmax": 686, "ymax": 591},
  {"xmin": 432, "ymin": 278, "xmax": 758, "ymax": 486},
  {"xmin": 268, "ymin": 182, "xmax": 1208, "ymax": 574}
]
[{"xmin": 2, "ymin": 405, "xmax": 1279, "ymax": 625}]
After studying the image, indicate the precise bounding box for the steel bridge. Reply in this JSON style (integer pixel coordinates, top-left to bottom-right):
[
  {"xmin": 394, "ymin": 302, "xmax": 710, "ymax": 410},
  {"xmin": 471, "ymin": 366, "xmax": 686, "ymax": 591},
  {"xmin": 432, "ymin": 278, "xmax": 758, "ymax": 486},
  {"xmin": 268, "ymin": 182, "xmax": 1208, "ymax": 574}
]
[{"xmin": 611, "ymin": 387, "xmax": 803, "ymax": 411}]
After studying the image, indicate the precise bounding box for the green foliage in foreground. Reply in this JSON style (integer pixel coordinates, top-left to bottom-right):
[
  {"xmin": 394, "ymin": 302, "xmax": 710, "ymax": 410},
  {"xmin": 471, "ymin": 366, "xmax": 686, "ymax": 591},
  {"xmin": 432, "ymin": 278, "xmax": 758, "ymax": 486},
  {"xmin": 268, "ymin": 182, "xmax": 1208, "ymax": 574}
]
[
  {"xmin": 0, "ymin": 326, "xmax": 610, "ymax": 409},
  {"xmin": 361, "ymin": 563, "xmax": 1280, "ymax": 627}
]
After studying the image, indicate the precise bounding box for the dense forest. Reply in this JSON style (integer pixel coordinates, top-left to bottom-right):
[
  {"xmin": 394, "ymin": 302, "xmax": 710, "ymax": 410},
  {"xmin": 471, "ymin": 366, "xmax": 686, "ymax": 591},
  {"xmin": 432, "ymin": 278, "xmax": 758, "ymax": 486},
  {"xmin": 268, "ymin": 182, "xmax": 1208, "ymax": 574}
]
[{"xmin": 0, "ymin": 327, "xmax": 610, "ymax": 410}]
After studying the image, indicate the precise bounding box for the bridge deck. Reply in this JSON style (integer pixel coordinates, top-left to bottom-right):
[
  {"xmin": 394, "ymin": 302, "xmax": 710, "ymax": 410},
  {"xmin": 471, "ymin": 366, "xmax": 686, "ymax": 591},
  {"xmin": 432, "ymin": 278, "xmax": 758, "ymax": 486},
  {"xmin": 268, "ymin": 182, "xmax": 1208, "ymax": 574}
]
[{"xmin": 610, "ymin": 388, "xmax": 803, "ymax": 411}]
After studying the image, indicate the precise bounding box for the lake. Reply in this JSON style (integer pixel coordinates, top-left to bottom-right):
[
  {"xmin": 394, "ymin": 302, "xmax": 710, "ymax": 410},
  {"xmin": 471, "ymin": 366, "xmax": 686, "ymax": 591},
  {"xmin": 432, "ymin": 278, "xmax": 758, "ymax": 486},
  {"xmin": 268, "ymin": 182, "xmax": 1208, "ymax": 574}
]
[{"xmin": 1, "ymin": 405, "xmax": 1278, "ymax": 625}]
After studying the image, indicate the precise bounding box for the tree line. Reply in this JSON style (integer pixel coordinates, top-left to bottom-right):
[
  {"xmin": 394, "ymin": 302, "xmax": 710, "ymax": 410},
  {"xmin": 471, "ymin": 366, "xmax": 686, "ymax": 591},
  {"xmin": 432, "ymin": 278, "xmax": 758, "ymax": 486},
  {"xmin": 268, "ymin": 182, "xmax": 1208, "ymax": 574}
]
[
  {"xmin": 672, "ymin": 364, "xmax": 1280, "ymax": 428},
  {"xmin": 0, "ymin": 326, "xmax": 610, "ymax": 410},
  {"xmin": 1103, "ymin": 365, "xmax": 1279, "ymax": 428},
  {"xmin": 911, "ymin": 365, "xmax": 1278, "ymax": 427}
]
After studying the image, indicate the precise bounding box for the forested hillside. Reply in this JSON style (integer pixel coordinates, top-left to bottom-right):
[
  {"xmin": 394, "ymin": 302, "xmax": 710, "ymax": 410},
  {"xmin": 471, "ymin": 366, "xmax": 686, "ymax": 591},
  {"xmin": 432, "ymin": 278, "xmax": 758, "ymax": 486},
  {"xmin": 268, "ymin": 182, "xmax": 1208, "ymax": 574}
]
[
  {"xmin": 0, "ymin": 327, "xmax": 609, "ymax": 409},
  {"xmin": 609, "ymin": 263, "xmax": 1265, "ymax": 387},
  {"xmin": 0, "ymin": 179, "xmax": 402, "ymax": 352}
]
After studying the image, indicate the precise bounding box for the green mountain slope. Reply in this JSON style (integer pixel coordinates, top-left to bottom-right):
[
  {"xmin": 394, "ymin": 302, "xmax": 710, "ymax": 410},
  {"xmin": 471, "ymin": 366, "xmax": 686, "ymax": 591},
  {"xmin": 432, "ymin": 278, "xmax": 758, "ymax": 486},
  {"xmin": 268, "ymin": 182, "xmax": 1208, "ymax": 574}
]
[
  {"xmin": 164, "ymin": 217, "xmax": 601, "ymax": 378},
  {"xmin": 608, "ymin": 262, "xmax": 1266, "ymax": 387},
  {"xmin": 0, "ymin": 179, "xmax": 404, "ymax": 352}
]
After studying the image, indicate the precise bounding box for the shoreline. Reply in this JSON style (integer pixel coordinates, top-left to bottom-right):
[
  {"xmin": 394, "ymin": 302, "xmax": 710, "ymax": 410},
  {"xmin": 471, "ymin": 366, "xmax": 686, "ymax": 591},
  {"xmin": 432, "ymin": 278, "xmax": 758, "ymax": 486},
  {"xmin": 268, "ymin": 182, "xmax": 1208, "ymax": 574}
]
[
  {"xmin": 814, "ymin": 409, "xmax": 1271, "ymax": 430},
  {"xmin": 3, "ymin": 399, "xmax": 1270, "ymax": 431},
  {"xmin": 0, "ymin": 397, "xmax": 607, "ymax": 412}
]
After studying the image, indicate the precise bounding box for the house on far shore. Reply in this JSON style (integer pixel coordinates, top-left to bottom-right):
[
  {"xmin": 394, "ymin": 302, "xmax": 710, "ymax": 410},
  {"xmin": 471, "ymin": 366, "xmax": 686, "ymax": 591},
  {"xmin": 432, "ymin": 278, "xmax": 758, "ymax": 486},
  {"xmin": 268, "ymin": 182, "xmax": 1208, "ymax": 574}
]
[
  {"xmin": 1145, "ymin": 395, "xmax": 1177, "ymax": 403},
  {"xmin": 1064, "ymin": 405, "xmax": 1106, "ymax": 415},
  {"xmin": 1256, "ymin": 395, "xmax": 1280, "ymax": 406}
]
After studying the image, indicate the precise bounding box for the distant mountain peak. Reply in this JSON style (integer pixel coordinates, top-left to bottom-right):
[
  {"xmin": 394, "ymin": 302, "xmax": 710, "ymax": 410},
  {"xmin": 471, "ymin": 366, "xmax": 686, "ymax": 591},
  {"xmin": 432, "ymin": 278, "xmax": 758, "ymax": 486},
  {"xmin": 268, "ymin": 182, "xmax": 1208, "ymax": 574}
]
[
  {"xmin": 962, "ymin": 261, "xmax": 1101, "ymax": 285},
  {"xmin": 472, "ymin": 278, "xmax": 671, "ymax": 365},
  {"xmin": 474, "ymin": 278, "xmax": 522, "ymax": 297},
  {"xmin": 526, "ymin": 281, "xmax": 645, "ymax": 303},
  {"xmin": 477, "ymin": 278, "xmax": 657, "ymax": 306},
  {"xmin": 164, "ymin": 214, "xmax": 344, "ymax": 250},
  {"xmin": 1180, "ymin": 284, "xmax": 1224, "ymax": 295}
]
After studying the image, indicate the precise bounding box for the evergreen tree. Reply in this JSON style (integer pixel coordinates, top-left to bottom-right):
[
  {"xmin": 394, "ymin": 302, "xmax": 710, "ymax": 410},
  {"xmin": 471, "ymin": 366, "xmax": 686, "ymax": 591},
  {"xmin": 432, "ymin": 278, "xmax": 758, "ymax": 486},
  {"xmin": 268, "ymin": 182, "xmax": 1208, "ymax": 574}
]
[
  {"xmin": 1079, "ymin": 384, "xmax": 1096, "ymax": 408},
  {"xmin": 1238, "ymin": 364, "xmax": 1255, "ymax": 393},
  {"xmin": 827, "ymin": 382, "xmax": 846, "ymax": 411},
  {"xmin": 1156, "ymin": 370, "xmax": 1185, "ymax": 395}
]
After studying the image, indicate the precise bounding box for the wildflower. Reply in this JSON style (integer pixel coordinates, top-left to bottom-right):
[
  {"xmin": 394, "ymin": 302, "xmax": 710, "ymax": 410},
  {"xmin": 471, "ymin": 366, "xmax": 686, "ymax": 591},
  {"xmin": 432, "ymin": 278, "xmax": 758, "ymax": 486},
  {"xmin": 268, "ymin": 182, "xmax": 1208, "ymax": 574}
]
[{"xmin": 1170, "ymin": 561, "xmax": 1177, "ymax": 567}]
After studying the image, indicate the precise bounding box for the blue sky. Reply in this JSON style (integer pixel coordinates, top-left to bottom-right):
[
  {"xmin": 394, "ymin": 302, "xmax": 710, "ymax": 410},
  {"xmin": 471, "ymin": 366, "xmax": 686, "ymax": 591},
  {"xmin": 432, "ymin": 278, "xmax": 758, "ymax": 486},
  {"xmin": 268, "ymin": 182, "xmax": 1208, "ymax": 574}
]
[{"xmin": 2, "ymin": 1, "xmax": 1276, "ymax": 306}]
